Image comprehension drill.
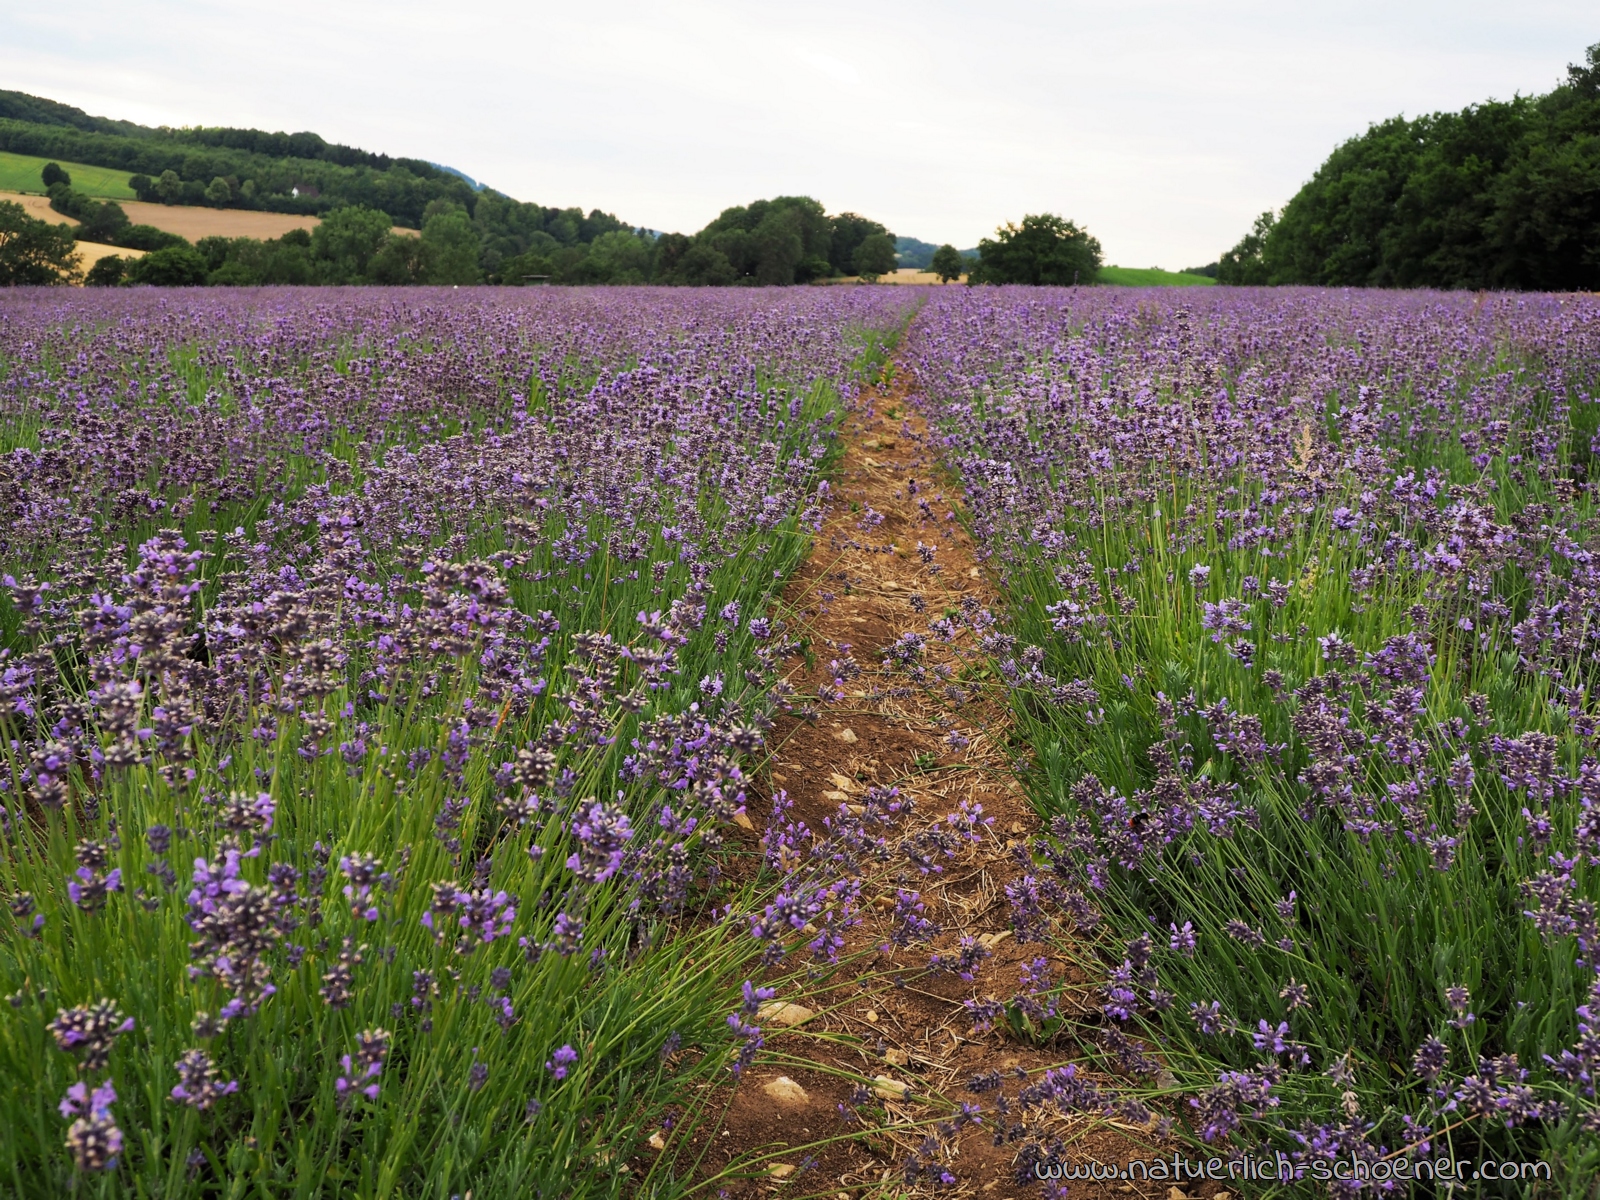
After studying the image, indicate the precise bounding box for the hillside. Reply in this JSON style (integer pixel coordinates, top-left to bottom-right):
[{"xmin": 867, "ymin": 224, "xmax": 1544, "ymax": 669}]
[
  {"xmin": 0, "ymin": 87, "xmax": 630, "ymax": 242},
  {"xmin": 895, "ymin": 235, "xmax": 977, "ymax": 270}
]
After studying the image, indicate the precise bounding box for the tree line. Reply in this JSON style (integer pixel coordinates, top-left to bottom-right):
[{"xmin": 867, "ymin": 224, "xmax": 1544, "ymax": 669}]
[
  {"xmin": 1218, "ymin": 42, "xmax": 1600, "ymax": 289},
  {"xmin": 4, "ymin": 177, "xmax": 1105, "ymax": 289}
]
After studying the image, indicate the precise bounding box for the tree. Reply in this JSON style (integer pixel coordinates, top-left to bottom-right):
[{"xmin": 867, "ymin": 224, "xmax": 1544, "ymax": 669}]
[
  {"xmin": 155, "ymin": 170, "xmax": 183, "ymax": 204},
  {"xmin": 208, "ymin": 260, "xmax": 258, "ymax": 286},
  {"xmin": 1215, "ymin": 211, "xmax": 1275, "ymax": 285},
  {"xmin": 668, "ymin": 243, "xmax": 736, "ymax": 286},
  {"xmin": 828, "ymin": 212, "xmax": 890, "ymax": 276},
  {"xmin": 205, "ymin": 177, "xmax": 233, "ymax": 206},
  {"xmin": 125, "ymin": 245, "xmax": 209, "ymax": 285},
  {"xmin": 692, "ymin": 197, "xmax": 834, "ymax": 285},
  {"xmin": 85, "ymin": 255, "xmax": 125, "ymax": 286},
  {"xmin": 76, "ymin": 200, "xmax": 131, "ymax": 244},
  {"xmin": 40, "ymin": 162, "xmax": 69, "ymax": 188},
  {"xmin": 968, "ymin": 214, "xmax": 1102, "ymax": 285},
  {"xmin": 418, "ymin": 204, "xmax": 482, "ymax": 284},
  {"xmin": 312, "ymin": 205, "xmax": 393, "ymax": 280},
  {"xmin": 0, "ymin": 200, "xmax": 82, "ymax": 284},
  {"xmin": 1214, "ymin": 42, "xmax": 1600, "ymax": 289},
  {"xmin": 117, "ymin": 225, "xmax": 187, "ymax": 252},
  {"xmin": 930, "ymin": 244, "xmax": 965, "ymax": 283},
  {"xmin": 571, "ymin": 230, "xmax": 652, "ymax": 283},
  {"xmin": 852, "ymin": 232, "xmax": 897, "ymax": 279}
]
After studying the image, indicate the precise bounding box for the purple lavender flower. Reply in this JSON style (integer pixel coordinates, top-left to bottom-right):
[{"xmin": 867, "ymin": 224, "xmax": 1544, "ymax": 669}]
[
  {"xmin": 338, "ymin": 852, "xmax": 385, "ymax": 921},
  {"xmin": 334, "ymin": 1028, "xmax": 391, "ymax": 1106},
  {"xmin": 1224, "ymin": 919, "xmax": 1266, "ymax": 950},
  {"xmin": 565, "ymin": 799, "xmax": 632, "ymax": 884},
  {"xmin": 545, "ymin": 1043, "xmax": 578, "ymax": 1080},
  {"xmin": 60, "ymin": 1079, "xmax": 122, "ymax": 1171},
  {"xmin": 170, "ymin": 1049, "xmax": 240, "ymax": 1110},
  {"xmin": 1168, "ymin": 920, "xmax": 1196, "ymax": 956},
  {"xmin": 1413, "ymin": 1035, "xmax": 1448, "ymax": 1081},
  {"xmin": 48, "ymin": 1001, "xmax": 135, "ymax": 1071}
]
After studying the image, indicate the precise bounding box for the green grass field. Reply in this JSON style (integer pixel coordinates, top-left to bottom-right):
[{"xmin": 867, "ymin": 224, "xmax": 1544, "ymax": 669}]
[
  {"xmin": 1098, "ymin": 265, "xmax": 1216, "ymax": 287},
  {"xmin": 0, "ymin": 150, "xmax": 135, "ymax": 198}
]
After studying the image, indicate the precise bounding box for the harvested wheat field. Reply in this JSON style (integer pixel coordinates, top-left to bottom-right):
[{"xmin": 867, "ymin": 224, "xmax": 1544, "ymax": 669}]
[
  {"xmin": 72, "ymin": 241, "xmax": 146, "ymax": 271},
  {"xmin": 3, "ymin": 191, "xmax": 419, "ymax": 243},
  {"xmin": 4, "ymin": 192, "xmax": 74, "ymax": 226},
  {"xmin": 821, "ymin": 268, "xmax": 965, "ymax": 286},
  {"xmin": 93, "ymin": 198, "xmax": 320, "ymax": 241}
]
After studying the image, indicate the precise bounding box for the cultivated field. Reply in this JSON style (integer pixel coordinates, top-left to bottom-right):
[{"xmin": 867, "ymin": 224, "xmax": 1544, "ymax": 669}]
[
  {"xmin": 0, "ymin": 150, "xmax": 136, "ymax": 199},
  {"xmin": 908, "ymin": 286, "xmax": 1600, "ymax": 1188},
  {"xmin": 1097, "ymin": 265, "xmax": 1216, "ymax": 286},
  {"xmin": 3, "ymin": 187, "xmax": 412, "ymax": 246},
  {"xmin": 3, "ymin": 284, "xmax": 1599, "ymax": 1197}
]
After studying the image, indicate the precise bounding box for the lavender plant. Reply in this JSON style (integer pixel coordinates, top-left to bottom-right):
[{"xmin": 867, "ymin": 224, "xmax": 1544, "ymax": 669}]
[
  {"xmin": 0, "ymin": 286, "xmax": 916, "ymax": 1196},
  {"xmin": 910, "ymin": 287, "xmax": 1600, "ymax": 1192}
]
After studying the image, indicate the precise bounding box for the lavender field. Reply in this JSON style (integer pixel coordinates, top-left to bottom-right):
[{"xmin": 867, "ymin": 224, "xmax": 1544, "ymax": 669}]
[
  {"xmin": 7, "ymin": 282, "xmax": 1600, "ymax": 1197},
  {"xmin": 0, "ymin": 286, "xmax": 915, "ymax": 1196},
  {"xmin": 907, "ymin": 288, "xmax": 1600, "ymax": 1191}
]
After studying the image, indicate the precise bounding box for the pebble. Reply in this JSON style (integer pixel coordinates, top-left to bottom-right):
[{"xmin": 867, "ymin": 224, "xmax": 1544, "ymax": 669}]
[
  {"xmin": 832, "ymin": 727, "xmax": 858, "ymax": 743},
  {"xmin": 762, "ymin": 1076, "xmax": 810, "ymax": 1105},
  {"xmin": 871, "ymin": 1074, "xmax": 908, "ymax": 1100},
  {"xmin": 757, "ymin": 1001, "xmax": 817, "ymax": 1027}
]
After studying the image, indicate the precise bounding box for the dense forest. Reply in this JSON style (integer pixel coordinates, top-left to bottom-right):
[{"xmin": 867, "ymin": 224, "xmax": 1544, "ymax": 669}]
[{"xmin": 1219, "ymin": 42, "xmax": 1600, "ymax": 289}]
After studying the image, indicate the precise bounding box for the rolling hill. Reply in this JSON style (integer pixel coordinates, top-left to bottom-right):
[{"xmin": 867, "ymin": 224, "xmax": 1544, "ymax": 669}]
[{"xmin": 0, "ymin": 87, "xmax": 627, "ymax": 238}]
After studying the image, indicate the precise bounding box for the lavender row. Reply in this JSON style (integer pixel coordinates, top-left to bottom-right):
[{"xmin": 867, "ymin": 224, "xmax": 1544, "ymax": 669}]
[
  {"xmin": 906, "ymin": 287, "xmax": 1600, "ymax": 1187},
  {"xmin": 0, "ymin": 286, "xmax": 915, "ymax": 1195}
]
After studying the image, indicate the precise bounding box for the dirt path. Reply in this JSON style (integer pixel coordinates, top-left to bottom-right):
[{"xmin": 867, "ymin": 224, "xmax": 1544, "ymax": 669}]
[{"xmin": 671, "ymin": 357, "xmax": 1196, "ymax": 1198}]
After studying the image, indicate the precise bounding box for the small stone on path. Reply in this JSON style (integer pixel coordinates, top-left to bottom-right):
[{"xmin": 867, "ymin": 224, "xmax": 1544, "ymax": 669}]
[
  {"xmin": 757, "ymin": 1001, "xmax": 816, "ymax": 1027},
  {"xmin": 871, "ymin": 1075, "xmax": 908, "ymax": 1100},
  {"xmin": 832, "ymin": 727, "xmax": 858, "ymax": 743},
  {"xmin": 763, "ymin": 1076, "xmax": 810, "ymax": 1105}
]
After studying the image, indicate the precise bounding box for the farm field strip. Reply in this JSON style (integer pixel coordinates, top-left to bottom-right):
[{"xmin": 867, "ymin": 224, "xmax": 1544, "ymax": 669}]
[
  {"xmin": 904, "ymin": 286, "xmax": 1600, "ymax": 1190},
  {"xmin": 0, "ymin": 286, "xmax": 923, "ymax": 1197},
  {"xmin": 0, "ymin": 151, "xmax": 137, "ymax": 199}
]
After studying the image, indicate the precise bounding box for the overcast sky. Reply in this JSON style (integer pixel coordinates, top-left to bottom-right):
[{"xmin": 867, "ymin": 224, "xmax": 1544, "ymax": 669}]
[{"xmin": 1, "ymin": 1, "xmax": 1592, "ymax": 267}]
